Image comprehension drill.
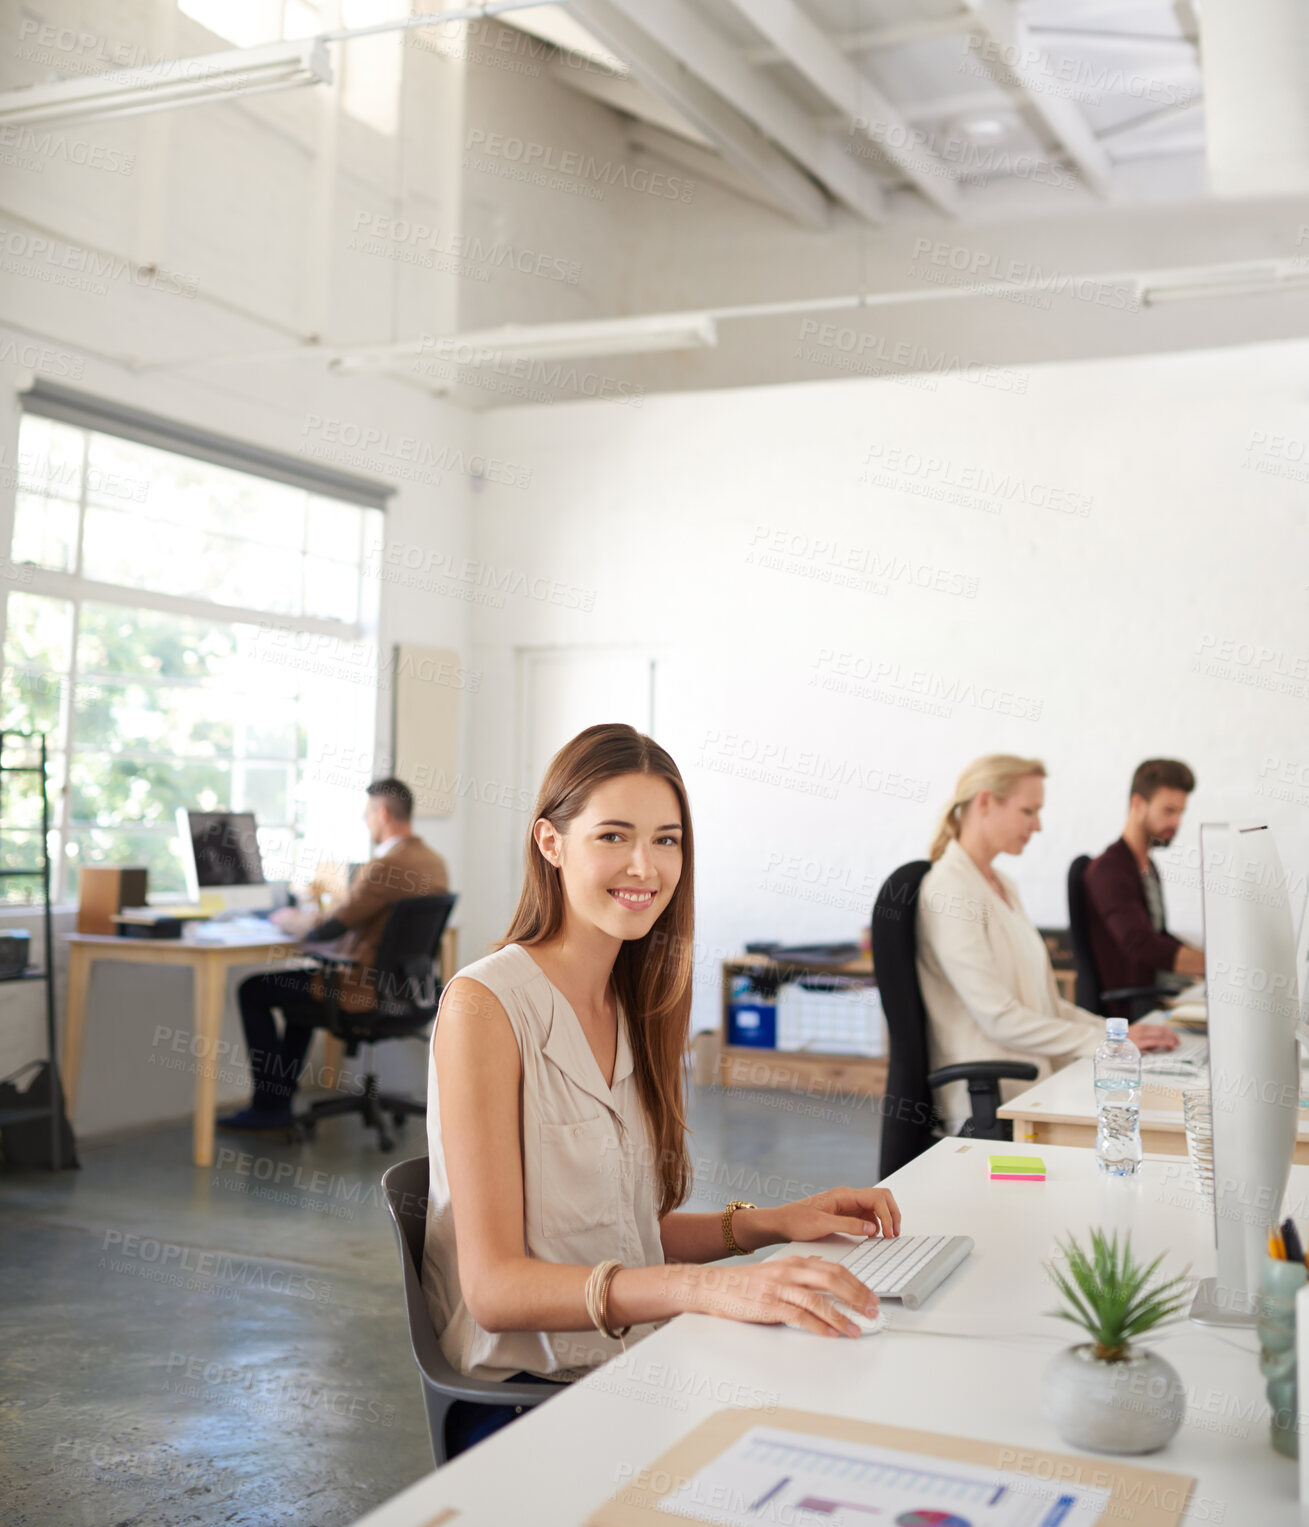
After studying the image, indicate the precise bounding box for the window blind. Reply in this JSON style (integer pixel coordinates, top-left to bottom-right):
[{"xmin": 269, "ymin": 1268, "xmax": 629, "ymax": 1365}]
[{"xmin": 20, "ymin": 380, "xmax": 393, "ymax": 512}]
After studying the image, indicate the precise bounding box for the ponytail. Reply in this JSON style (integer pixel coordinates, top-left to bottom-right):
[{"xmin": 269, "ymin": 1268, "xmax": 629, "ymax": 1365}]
[{"xmin": 929, "ymin": 801, "xmax": 964, "ymax": 863}]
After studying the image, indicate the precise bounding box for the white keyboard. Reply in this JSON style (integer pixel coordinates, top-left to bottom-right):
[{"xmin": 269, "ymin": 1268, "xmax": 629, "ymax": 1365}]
[
  {"xmin": 1141, "ymin": 1034, "xmax": 1209, "ymax": 1074},
  {"xmin": 837, "ymin": 1233, "xmax": 973, "ymax": 1310},
  {"xmin": 188, "ymin": 918, "xmax": 283, "ymax": 943}
]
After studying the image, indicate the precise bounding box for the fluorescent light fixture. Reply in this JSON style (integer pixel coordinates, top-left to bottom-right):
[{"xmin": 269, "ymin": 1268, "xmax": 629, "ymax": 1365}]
[
  {"xmin": 1140, "ymin": 263, "xmax": 1309, "ymax": 307},
  {"xmin": 334, "ymin": 312, "xmax": 719, "ymax": 372},
  {"xmin": 0, "ymin": 38, "xmax": 332, "ymax": 128}
]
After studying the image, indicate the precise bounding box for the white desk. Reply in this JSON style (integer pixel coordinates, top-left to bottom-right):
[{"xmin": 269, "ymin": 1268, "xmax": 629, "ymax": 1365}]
[
  {"xmin": 1000, "ymin": 1056, "xmax": 1309, "ymax": 1165},
  {"xmin": 352, "ymin": 1141, "xmax": 1301, "ymax": 1525}
]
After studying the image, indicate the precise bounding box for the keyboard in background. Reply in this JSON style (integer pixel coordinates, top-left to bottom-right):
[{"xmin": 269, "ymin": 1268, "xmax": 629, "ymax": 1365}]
[
  {"xmin": 1171, "ymin": 981, "xmax": 1207, "ymax": 1006},
  {"xmin": 837, "ymin": 1233, "xmax": 973, "ymax": 1310},
  {"xmin": 1141, "ymin": 1034, "xmax": 1209, "ymax": 1074},
  {"xmin": 189, "ymin": 917, "xmax": 283, "ymax": 943}
]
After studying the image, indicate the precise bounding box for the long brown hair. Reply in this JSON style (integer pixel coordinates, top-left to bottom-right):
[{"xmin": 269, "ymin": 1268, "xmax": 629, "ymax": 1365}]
[{"xmin": 501, "ymin": 723, "xmax": 693, "ymax": 1217}]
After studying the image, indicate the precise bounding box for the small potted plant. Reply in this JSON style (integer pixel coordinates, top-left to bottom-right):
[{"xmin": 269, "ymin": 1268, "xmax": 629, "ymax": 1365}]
[{"xmin": 1041, "ymin": 1228, "xmax": 1190, "ymax": 1453}]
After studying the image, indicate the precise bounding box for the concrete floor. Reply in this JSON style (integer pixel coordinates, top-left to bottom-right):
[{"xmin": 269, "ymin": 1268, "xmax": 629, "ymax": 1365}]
[{"xmin": 2, "ymin": 1081, "xmax": 880, "ymax": 1527}]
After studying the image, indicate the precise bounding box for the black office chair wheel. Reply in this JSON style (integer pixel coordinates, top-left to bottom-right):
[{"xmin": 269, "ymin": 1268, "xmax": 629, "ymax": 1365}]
[
  {"xmin": 378, "ymin": 1131, "xmax": 395, "ymax": 1152},
  {"xmin": 391, "ymin": 1111, "xmax": 407, "ymax": 1127}
]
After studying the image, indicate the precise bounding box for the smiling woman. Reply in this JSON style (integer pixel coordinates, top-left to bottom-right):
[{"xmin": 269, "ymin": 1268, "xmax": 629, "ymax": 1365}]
[{"xmin": 421, "ymin": 722, "xmax": 901, "ymax": 1459}]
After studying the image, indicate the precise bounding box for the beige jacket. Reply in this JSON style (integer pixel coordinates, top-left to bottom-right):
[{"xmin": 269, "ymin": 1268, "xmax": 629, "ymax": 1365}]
[
  {"xmin": 422, "ymin": 943, "xmax": 666, "ymax": 1382},
  {"xmin": 308, "ymin": 835, "xmax": 448, "ymax": 1013},
  {"xmin": 916, "ymin": 839, "xmax": 1103, "ymax": 1130}
]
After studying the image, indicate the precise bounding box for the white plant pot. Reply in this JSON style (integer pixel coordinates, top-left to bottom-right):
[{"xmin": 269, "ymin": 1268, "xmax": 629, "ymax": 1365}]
[{"xmin": 1041, "ymin": 1344, "xmax": 1185, "ymax": 1454}]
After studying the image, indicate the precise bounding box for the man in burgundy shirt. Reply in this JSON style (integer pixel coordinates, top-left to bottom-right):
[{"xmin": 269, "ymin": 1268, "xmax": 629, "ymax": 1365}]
[{"xmin": 1084, "ymin": 759, "xmax": 1205, "ymax": 1017}]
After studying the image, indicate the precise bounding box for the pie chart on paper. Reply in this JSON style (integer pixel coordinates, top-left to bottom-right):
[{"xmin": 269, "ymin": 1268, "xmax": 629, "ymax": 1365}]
[{"xmin": 894, "ymin": 1513, "xmax": 973, "ymax": 1527}]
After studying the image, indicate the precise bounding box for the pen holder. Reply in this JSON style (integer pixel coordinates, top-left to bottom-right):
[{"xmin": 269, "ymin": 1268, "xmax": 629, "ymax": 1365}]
[{"xmin": 1258, "ymin": 1256, "xmax": 1306, "ymax": 1457}]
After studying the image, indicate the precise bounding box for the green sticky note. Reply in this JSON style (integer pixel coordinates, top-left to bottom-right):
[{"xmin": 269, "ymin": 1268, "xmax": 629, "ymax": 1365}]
[{"xmin": 989, "ymin": 1155, "xmax": 1046, "ymax": 1177}]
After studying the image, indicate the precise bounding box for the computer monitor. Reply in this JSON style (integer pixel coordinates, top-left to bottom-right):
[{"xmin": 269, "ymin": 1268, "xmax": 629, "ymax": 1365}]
[
  {"xmin": 176, "ymin": 809, "xmax": 274, "ymax": 914},
  {"xmin": 1191, "ymin": 821, "xmax": 1301, "ymax": 1326}
]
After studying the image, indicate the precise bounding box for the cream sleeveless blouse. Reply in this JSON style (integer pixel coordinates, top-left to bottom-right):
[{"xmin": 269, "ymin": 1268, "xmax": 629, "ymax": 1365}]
[{"xmin": 421, "ymin": 943, "xmax": 667, "ymax": 1381}]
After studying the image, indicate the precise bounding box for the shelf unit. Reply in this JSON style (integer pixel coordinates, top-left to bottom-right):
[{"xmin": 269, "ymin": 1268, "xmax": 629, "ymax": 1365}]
[
  {"xmin": 719, "ymin": 954, "xmax": 887, "ymax": 1099},
  {"xmin": 0, "ymin": 729, "xmax": 64, "ymax": 1168},
  {"xmin": 718, "ymin": 953, "xmax": 1079, "ymax": 1100}
]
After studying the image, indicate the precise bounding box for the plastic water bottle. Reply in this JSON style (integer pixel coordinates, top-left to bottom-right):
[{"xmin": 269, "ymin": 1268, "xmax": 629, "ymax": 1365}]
[{"xmin": 1095, "ymin": 1017, "xmax": 1142, "ymax": 1177}]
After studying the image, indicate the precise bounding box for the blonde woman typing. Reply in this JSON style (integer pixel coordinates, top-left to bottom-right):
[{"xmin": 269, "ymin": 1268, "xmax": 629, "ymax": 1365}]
[
  {"xmin": 917, "ymin": 755, "xmax": 1177, "ymax": 1132},
  {"xmin": 425, "ymin": 724, "xmax": 901, "ymax": 1458}
]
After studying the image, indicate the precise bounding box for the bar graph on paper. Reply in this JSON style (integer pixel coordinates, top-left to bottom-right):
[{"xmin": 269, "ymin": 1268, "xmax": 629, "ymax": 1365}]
[{"xmin": 654, "ymin": 1427, "xmax": 1110, "ymax": 1527}]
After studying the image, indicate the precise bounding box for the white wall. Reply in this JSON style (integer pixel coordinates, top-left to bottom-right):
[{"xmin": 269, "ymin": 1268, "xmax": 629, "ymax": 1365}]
[
  {"xmin": 0, "ymin": 0, "xmax": 484, "ymax": 1119},
  {"xmin": 5, "ymin": 1, "xmax": 1308, "ymax": 1128},
  {"xmin": 465, "ymin": 337, "xmax": 1309, "ymax": 1033}
]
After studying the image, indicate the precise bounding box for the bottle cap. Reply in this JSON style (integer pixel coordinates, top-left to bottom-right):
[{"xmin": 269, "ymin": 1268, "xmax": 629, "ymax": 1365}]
[{"xmin": 1106, "ymin": 1017, "xmax": 1129, "ymax": 1040}]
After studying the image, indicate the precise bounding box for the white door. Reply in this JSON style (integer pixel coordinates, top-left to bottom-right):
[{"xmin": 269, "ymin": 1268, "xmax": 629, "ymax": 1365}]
[{"xmin": 516, "ymin": 647, "xmax": 656, "ymax": 808}]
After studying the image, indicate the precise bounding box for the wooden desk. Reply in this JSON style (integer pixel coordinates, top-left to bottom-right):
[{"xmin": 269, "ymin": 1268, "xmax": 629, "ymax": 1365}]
[
  {"xmin": 63, "ymin": 931, "xmax": 300, "ymax": 1167},
  {"xmin": 66, "ymin": 925, "xmax": 459, "ymax": 1162},
  {"xmin": 999, "ymin": 1055, "xmax": 1309, "ymax": 1164}
]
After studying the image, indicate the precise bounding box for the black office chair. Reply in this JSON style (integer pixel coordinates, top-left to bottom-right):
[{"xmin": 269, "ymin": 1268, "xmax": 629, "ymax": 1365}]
[
  {"xmin": 1067, "ymin": 856, "xmax": 1177, "ymax": 1020},
  {"xmin": 873, "ymin": 861, "xmax": 1039, "ymax": 1179},
  {"xmin": 381, "ymin": 1155, "xmax": 555, "ymax": 1465},
  {"xmin": 295, "ymin": 893, "xmax": 456, "ymax": 1151}
]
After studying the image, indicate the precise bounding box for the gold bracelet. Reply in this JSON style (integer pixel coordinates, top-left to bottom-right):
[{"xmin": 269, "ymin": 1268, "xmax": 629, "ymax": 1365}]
[
  {"xmin": 722, "ymin": 1199, "xmax": 757, "ymax": 1256},
  {"xmin": 583, "ymin": 1259, "xmax": 630, "ymax": 1341}
]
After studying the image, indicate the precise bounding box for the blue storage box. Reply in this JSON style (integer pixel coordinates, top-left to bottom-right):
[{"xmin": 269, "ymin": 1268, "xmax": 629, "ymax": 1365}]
[{"xmin": 727, "ymin": 998, "xmax": 776, "ymax": 1049}]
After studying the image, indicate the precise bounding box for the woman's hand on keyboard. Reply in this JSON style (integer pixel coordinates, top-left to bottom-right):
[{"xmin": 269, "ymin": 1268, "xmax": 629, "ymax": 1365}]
[
  {"xmin": 689, "ymin": 1256, "xmax": 878, "ymax": 1338},
  {"xmin": 768, "ymin": 1185, "xmax": 901, "ymax": 1247},
  {"xmin": 1128, "ymin": 1021, "xmax": 1179, "ymax": 1052}
]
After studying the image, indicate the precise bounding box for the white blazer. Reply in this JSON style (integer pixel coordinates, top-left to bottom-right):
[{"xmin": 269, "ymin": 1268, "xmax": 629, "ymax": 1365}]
[{"xmin": 915, "ymin": 838, "xmax": 1103, "ymax": 1131}]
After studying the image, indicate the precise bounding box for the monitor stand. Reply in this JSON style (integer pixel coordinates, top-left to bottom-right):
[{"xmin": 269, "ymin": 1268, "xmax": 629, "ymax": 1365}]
[{"xmin": 1189, "ymin": 1276, "xmax": 1258, "ymax": 1327}]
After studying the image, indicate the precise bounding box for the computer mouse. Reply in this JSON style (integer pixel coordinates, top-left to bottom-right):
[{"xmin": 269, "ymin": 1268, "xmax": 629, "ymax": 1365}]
[{"xmin": 824, "ymin": 1298, "xmax": 887, "ymax": 1336}]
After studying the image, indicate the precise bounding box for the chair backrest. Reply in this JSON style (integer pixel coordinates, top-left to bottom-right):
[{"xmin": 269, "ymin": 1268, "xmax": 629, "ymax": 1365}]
[
  {"xmin": 381, "ymin": 1155, "xmax": 556, "ymax": 1465},
  {"xmin": 1066, "ymin": 855, "xmax": 1102, "ymax": 1013},
  {"xmin": 871, "ymin": 860, "xmax": 936, "ymax": 1179},
  {"xmin": 384, "ymin": 1154, "xmax": 431, "ymax": 1273},
  {"xmin": 372, "ymin": 892, "xmax": 457, "ymax": 1018},
  {"xmin": 381, "ymin": 1156, "xmax": 454, "ymax": 1463}
]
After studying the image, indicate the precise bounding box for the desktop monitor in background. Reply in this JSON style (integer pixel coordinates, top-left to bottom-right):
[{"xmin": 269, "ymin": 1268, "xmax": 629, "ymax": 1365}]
[
  {"xmin": 176, "ymin": 809, "xmax": 274, "ymax": 914},
  {"xmin": 1192, "ymin": 821, "xmax": 1301, "ymax": 1326}
]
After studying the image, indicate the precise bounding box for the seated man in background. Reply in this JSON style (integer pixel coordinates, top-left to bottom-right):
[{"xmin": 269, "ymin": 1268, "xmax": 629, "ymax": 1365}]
[
  {"xmin": 219, "ymin": 777, "xmax": 449, "ymax": 1130},
  {"xmin": 1084, "ymin": 758, "xmax": 1204, "ymax": 1018}
]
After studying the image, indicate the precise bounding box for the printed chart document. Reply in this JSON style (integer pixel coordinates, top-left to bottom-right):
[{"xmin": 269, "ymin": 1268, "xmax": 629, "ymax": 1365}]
[{"xmin": 654, "ymin": 1425, "xmax": 1109, "ymax": 1527}]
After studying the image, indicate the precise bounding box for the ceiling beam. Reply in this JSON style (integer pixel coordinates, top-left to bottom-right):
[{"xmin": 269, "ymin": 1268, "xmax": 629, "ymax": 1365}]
[
  {"xmin": 741, "ymin": 14, "xmax": 967, "ymax": 66},
  {"xmin": 962, "ymin": 0, "xmax": 1113, "ymax": 196},
  {"xmin": 1095, "ymin": 96, "xmax": 1204, "ymax": 143},
  {"xmin": 623, "ymin": 118, "xmax": 823, "ymax": 218},
  {"xmin": 1028, "ymin": 27, "xmax": 1198, "ymax": 49},
  {"xmin": 584, "ymin": 0, "xmax": 887, "ymax": 223},
  {"xmin": 722, "ymin": 0, "xmax": 961, "ymax": 217},
  {"xmin": 548, "ymin": 58, "xmax": 713, "ymax": 148},
  {"xmin": 568, "ymin": 0, "xmax": 831, "ymax": 227}
]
